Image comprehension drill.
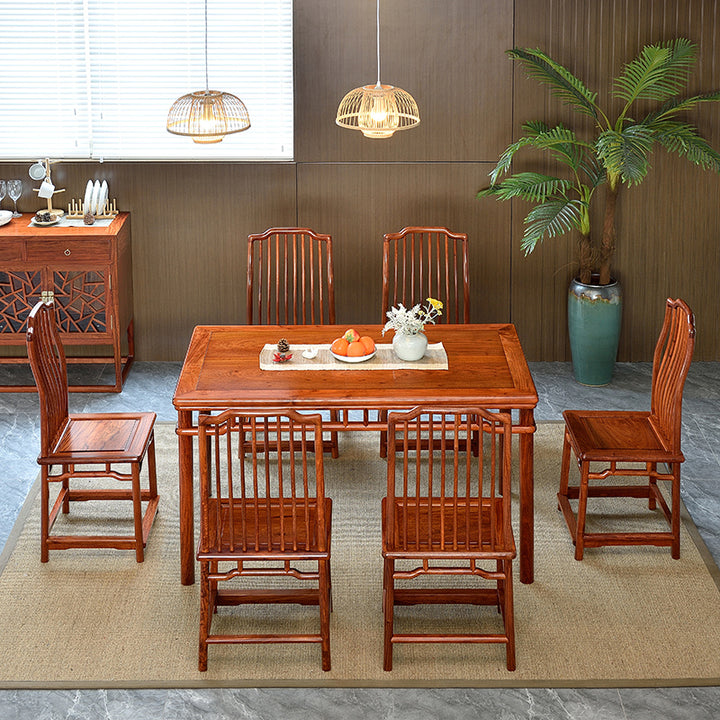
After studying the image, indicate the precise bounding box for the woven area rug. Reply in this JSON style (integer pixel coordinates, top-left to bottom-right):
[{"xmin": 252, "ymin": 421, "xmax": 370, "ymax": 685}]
[{"xmin": 1, "ymin": 421, "xmax": 719, "ymax": 689}]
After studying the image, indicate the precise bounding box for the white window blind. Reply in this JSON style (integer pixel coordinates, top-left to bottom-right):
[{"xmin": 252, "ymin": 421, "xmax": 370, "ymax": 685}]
[{"xmin": 0, "ymin": 0, "xmax": 293, "ymax": 161}]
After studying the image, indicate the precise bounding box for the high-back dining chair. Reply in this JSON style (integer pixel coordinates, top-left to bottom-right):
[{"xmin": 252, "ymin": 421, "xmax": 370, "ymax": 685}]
[
  {"xmin": 381, "ymin": 227, "xmax": 470, "ymax": 324},
  {"xmin": 197, "ymin": 408, "xmax": 333, "ymax": 672},
  {"xmin": 558, "ymin": 298, "xmax": 696, "ymax": 560},
  {"xmin": 382, "ymin": 406, "xmax": 516, "ymax": 671},
  {"xmin": 379, "ymin": 227, "xmax": 471, "ymax": 457},
  {"xmin": 246, "ymin": 227, "xmax": 339, "ymax": 456},
  {"xmin": 26, "ymin": 300, "xmax": 159, "ymax": 562},
  {"xmin": 247, "ymin": 227, "xmax": 336, "ymax": 325}
]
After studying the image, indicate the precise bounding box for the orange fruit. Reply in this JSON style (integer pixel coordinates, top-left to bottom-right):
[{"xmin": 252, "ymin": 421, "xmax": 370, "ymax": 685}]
[
  {"xmin": 343, "ymin": 328, "xmax": 360, "ymax": 343},
  {"xmin": 330, "ymin": 337, "xmax": 349, "ymax": 356},
  {"xmin": 359, "ymin": 336, "xmax": 375, "ymax": 354},
  {"xmin": 347, "ymin": 341, "xmax": 367, "ymax": 357}
]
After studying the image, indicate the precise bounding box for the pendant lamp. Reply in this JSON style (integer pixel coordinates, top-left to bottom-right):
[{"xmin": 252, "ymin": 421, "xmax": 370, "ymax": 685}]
[
  {"xmin": 167, "ymin": 0, "xmax": 250, "ymax": 143},
  {"xmin": 336, "ymin": 0, "xmax": 420, "ymax": 138}
]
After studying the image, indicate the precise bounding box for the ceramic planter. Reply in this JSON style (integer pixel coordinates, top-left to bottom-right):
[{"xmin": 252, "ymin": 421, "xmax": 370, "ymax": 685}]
[
  {"xmin": 567, "ymin": 276, "xmax": 622, "ymax": 386},
  {"xmin": 392, "ymin": 331, "xmax": 428, "ymax": 361}
]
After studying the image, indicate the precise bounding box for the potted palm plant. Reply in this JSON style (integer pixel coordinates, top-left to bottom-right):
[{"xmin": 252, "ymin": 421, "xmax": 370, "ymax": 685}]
[{"xmin": 478, "ymin": 39, "xmax": 720, "ymax": 385}]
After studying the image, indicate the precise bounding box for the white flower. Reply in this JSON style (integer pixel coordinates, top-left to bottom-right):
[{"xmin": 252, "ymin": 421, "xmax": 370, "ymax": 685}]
[{"xmin": 382, "ymin": 298, "xmax": 443, "ymax": 336}]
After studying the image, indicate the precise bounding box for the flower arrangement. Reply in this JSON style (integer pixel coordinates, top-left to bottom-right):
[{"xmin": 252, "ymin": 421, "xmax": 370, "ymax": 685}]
[{"xmin": 382, "ymin": 298, "xmax": 443, "ymax": 336}]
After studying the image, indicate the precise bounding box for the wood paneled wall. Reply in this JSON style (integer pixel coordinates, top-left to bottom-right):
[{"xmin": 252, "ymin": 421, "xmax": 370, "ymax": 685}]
[{"xmin": 2, "ymin": 0, "xmax": 718, "ymax": 361}]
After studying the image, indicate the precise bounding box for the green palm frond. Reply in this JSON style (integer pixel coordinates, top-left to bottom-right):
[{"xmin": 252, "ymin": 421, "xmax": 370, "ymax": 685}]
[
  {"xmin": 642, "ymin": 91, "xmax": 720, "ymax": 124},
  {"xmin": 613, "ymin": 39, "xmax": 696, "ymax": 106},
  {"xmin": 508, "ymin": 48, "xmax": 598, "ymax": 120},
  {"xmin": 579, "ymin": 153, "xmax": 606, "ymax": 188},
  {"xmin": 488, "ymin": 122, "xmax": 588, "ymax": 183},
  {"xmin": 596, "ymin": 126, "xmax": 655, "ymax": 184},
  {"xmin": 652, "ymin": 121, "xmax": 720, "ymax": 171},
  {"xmin": 521, "ymin": 200, "xmax": 585, "ymax": 254},
  {"xmin": 477, "ymin": 173, "xmax": 574, "ymax": 203}
]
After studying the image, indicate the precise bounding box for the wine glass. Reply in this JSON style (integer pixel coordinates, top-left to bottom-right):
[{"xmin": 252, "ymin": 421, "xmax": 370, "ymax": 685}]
[
  {"xmin": 0, "ymin": 181, "xmax": 6, "ymax": 210},
  {"xmin": 7, "ymin": 180, "xmax": 22, "ymax": 217}
]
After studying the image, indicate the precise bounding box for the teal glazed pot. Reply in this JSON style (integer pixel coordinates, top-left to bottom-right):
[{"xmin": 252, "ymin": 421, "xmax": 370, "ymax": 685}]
[{"xmin": 567, "ymin": 276, "xmax": 622, "ymax": 386}]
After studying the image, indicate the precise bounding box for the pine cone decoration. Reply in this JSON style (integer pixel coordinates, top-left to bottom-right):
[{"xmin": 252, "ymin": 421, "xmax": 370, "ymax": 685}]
[
  {"xmin": 277, "ymin": 338, "xmax": 290, "ymax": 353},
  {"xmin": 83, "ymin": 212, "xmax": 96, "ymax": 225}
]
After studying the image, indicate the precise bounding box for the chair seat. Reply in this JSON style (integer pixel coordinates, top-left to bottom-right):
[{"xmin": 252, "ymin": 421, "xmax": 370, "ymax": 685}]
[
  {"xmin": 198, "ymin": 497, "xmax": 332, "ymax": 558},
  {"xmin": 563, "ymin": 410, "xmax": 684, "ymax": 464},
  {"xmin": 382, "ymin": 497, "xmax": 515, "ymax": 557},
  {"xmin": 39, "ymin": 413, "xmax": 157, "ymax": 465}
]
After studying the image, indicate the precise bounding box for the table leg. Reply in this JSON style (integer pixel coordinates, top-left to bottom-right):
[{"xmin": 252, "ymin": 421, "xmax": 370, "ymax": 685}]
[
  {"xmin": 518, "ymin": 409, "xmax": 535, "ymax": 584},
  {"xmin": 177, "ymin": 410, "xmax": 195, "ymax": 585}
]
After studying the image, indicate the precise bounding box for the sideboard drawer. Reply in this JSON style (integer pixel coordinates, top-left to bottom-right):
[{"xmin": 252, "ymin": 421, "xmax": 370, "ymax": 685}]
[
  {"xmin": 0, "ymin": 242, "xmax": 23, "ymax": 262},
  {"xmin": 26, "ymin": 239, "xmax": 111, "ymax": 263}
]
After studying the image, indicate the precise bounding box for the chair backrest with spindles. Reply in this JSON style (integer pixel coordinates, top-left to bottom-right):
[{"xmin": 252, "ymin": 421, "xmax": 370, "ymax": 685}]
[
  {"xmin": 650, "ymin": 298, "xmax": 696, "ymax": 453},
  {"xmin": 385, "ymin": 406, "xmax": 513, "ymax": 554},
  {"xmin": 247, "ymin": 228, "xmax": 335, "ymax": 325},
  {"xmin": 26, "ymin": 300, "xmax": 70, "ymax": 458},
  {"xmin": 382, "ymin": 227, "xmax": 470, "ymax": 324},
  {"xmin": 198, "ymin": 409, "xmax": 328, "ymax": 555}
]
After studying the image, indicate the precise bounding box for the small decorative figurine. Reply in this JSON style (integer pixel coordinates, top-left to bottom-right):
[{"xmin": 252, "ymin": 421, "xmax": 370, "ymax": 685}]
[{"xmin": 272, "ymin": 338, "xmax": 293, "ymax": 363}]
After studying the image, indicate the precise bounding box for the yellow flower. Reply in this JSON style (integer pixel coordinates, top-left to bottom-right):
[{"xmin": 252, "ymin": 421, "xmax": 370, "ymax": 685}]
[{"xmin": 427, "ymin": 297, "xmax": 443, "ymax": 311}]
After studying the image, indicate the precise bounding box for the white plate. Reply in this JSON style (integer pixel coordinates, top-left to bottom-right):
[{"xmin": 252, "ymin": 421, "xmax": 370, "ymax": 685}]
[
  {"xmin": 90, "ymin": 180, "xmax": 101, "ymax": 214},
  {"xmin": 83, "ymin": 180, "xmax": 94, "ymax": 213},
  {"xmin": 331, "ymin": 350, "xmax": 376, "ymax": 363},
  {"xmin": 96, "ymin": 180, "xmax": 108, "ymax": 214},
  {"xmin": 32, "ymin": 217, "xmax": 60, "ymax": 227},
  {"xmin": 0, "ymin": 210, "xmax": 12, "ymax": 226}
]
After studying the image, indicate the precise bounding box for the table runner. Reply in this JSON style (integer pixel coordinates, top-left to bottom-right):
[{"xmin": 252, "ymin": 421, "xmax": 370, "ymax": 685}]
[{"xmin": 259, "ymin": 343, "xmax": 449, "ymax": 371}]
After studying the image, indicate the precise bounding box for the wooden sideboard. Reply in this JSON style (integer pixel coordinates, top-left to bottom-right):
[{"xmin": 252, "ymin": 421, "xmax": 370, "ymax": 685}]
[{"xmin": 0, "ymin": 212, "xmax": 134, "ymax": 392}]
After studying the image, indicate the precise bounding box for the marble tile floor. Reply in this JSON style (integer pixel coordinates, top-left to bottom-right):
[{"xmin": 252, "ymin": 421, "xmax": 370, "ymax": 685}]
[{"xmin": 0, "ymin": 361, "xmax": 719, "ymax": 719}]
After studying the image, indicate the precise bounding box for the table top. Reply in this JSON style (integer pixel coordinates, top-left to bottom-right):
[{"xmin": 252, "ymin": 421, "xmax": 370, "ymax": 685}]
[{"xmin": 172, "ymin": 323, "xmax": 538, "ymax": 412}]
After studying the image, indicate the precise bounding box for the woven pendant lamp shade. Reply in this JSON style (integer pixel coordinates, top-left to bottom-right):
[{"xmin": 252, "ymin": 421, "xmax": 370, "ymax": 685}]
[
  {"xmin": 335, "ymin": 0, "xmax": 419, "ymax": 139},
  {"xmin": 336, "ymin": 83, "xmax": 419, "ymax": 138},
  {"xmin": 167, "ymin": 90, "xmax": 250, "ymax": 144}
]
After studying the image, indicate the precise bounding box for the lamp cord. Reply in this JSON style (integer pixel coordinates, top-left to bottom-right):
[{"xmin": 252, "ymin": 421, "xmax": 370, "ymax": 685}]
[
  {"xmin": 204, "ymin": 0, "xmax": 209, "ymax": 93},
  {"xmin": 375, "ymin": 0, "xmax": 381, "ymax": 88}
]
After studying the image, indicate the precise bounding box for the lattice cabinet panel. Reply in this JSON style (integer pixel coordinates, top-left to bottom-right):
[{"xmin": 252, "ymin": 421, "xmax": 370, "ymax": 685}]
[
  {"xmin": 53, "ymin": 270, "xmax": 108, "ymax": 333},
  {"xmin": 0, "ymin": 213, "xmax": 134, "ymax": 392},
  {"xmin": 0, "ymin": 270, "xmax": 43, "ymax": 333}
]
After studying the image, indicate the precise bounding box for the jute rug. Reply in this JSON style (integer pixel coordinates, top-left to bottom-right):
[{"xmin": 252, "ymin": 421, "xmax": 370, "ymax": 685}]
[{"xmin": 1, "ymin": 421, "xmax": 719, "ymax": 689}]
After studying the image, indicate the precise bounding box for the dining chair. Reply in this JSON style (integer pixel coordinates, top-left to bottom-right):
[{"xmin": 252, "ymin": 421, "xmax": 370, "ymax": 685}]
[
  {"xmin": 247, "ymin": 227, "xmax": 336, "ymax": 325},
  {"xmin": 26, "ymin": 299, "xmax": 159, "ymax": 563},
  {"xmin": 381, "ymin": 226, "xmax": 470, "ymax": 324},
  {"xmin": 382, "ymin": 406, "xmax": 516, "ymax": 671},
  {"xmin": 246, "ymin": 227, "xmax": 339, "ymax": 456},
  {"xmin": 197, "ymin": 408, "xmax": 333, "ymax": 672},
  {"xmin": 558, "ymin": 298, "xmax": 696, "ymax": 560},
  {"xmin": 379, "ymin": 226, "xmax": 471, "ymax": 457}
]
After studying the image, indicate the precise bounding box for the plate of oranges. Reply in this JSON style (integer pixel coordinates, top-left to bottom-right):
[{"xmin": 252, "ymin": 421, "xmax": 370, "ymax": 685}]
[{"xmin": 330, "ymin": 329, "xmax": 376, "ymax": 363}]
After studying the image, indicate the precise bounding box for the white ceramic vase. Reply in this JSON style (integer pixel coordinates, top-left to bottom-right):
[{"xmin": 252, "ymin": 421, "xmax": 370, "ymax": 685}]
[{"xmin": 392, "ymin": 331, "xmax": 428, "ymax": 361}]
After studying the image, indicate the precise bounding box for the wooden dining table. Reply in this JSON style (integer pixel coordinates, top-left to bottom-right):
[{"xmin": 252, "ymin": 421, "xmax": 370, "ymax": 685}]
[{"xmin": 172, "ymin": 323, "xmax": 539, "ymax": 586}]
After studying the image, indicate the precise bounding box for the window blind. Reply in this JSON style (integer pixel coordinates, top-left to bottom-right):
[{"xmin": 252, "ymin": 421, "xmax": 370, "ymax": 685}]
[{"xmin": 0, "ymin": 0, "xmax": 293, "ymax": 161}]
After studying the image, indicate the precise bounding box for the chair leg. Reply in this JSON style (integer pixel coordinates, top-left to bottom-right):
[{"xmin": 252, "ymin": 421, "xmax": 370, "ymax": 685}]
[
  {"xmin": 41, "ymin": 469, "xmax": 50, "ymax": 563},
  {"xmin": 503, "ymin": 559, "xmax": 516, "ymax": 672},
  {"xmin": 62, "ymin": 467, "xmax": 70, "ymax": 514},
  {"xmin": 558, "ymin": 429, "xmax": 572, "ymax": 504},
  {"xmin": 329, "ymin": 410, "xmax": 340, "ymax": 459},
  {"xmin": 671, "ymin": 463, "xmax": 681, "ymax": 559},
  {"xmin": 382, "ymin": 557, "xmax": 394, "ymax": 671},
  {"xmin": 131, "ymin": 464, "xmax": 145, "ymax": 562},
  {"xmin": 147, "ymin": 433, "xmax": 159, "ymax": 499},
  {"xmin": 574, "ymin": 461, "xmax": 590, "ymax": 561},
  {"xmin": 319, "ymin": 558, "xmax": 332, "ymax": 671},
  {"xmin": 198, "ymin": 562, "xmax": 210, "ymax": 672},
  {"xmin": 379, "ymin": 410, "xmax": 388, "ymax": 458}
]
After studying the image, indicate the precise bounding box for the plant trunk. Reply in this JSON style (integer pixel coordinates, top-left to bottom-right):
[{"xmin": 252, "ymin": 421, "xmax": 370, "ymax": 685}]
[
  {"xmin": 598, "ymin": 182, "xmax": 619, "ymax": 285},
  {"xmin": 577, "ymin": 231, "xmax": 593, "ymax": 284}
]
